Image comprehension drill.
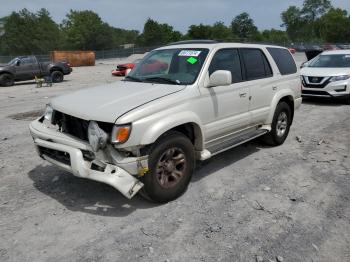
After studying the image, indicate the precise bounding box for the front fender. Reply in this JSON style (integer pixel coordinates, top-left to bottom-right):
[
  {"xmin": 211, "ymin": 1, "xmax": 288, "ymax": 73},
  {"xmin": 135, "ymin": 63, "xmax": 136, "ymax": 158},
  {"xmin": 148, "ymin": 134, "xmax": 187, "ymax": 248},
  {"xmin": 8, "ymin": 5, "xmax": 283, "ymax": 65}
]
[{"xmin": 126, "ymin": 111, "xmax": 204, "ymax": 150}]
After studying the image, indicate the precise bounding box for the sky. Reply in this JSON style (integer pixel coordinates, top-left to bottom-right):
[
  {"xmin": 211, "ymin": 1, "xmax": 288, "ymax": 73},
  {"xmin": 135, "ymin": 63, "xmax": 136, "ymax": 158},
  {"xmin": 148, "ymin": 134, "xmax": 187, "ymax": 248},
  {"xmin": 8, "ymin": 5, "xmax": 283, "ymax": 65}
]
[{"xmin": 0, "ymin": 0, "xmax": 350, "ymax": 32}]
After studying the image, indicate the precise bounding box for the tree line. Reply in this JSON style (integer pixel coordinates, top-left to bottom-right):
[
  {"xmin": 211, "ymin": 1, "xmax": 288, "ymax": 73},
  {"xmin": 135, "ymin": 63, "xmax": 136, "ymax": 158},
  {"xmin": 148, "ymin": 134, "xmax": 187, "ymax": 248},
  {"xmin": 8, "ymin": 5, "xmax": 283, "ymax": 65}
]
[{"xmin": 0, "ymin": 0, "xmax": 349, "ymax": 55}]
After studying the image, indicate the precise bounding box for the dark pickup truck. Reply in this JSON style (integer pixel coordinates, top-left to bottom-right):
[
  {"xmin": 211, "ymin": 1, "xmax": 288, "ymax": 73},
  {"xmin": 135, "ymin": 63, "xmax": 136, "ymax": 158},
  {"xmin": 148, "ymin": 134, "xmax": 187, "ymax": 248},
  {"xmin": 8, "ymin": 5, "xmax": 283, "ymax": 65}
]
[{"xmin": 0, "ymin": 56, "xmax": 72, "ymax": 86}]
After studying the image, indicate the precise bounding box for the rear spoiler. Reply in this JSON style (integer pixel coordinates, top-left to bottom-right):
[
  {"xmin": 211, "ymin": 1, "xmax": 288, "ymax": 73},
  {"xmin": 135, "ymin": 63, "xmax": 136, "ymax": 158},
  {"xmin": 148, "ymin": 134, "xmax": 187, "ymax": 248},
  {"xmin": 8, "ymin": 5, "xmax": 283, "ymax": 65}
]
[{"xmin": 305, "ymin": 50, "xmax": 323, "ymax": 61}]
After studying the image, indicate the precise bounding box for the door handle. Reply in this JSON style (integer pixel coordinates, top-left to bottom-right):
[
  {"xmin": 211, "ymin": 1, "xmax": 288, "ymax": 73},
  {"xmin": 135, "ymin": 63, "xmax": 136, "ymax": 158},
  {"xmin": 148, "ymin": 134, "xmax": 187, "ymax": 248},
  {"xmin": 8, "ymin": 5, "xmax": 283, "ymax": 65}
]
[{"xmin": 239, "ymin": 92, "xmax": 247, "ymax": 98}]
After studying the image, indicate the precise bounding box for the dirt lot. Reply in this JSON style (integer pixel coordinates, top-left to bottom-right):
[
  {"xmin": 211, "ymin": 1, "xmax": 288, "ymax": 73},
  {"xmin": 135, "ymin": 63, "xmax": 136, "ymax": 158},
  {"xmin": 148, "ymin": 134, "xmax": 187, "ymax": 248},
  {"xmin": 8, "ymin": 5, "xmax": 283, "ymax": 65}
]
[{"xmin": 0, "ymin": 54, "xmax": 349, "ymax": 262}]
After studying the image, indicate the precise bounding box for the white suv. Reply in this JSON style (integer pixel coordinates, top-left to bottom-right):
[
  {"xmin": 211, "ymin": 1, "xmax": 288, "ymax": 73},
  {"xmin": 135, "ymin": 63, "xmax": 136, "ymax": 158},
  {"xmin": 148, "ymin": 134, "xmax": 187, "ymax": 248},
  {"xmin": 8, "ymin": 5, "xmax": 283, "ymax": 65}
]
[
  {"xmin": 30, "ymin": 41, "xmax": 302, "ymax": 202},
  {"xmin": 301, "ymin": 50, "xmax": 350, "ymax": 103}
]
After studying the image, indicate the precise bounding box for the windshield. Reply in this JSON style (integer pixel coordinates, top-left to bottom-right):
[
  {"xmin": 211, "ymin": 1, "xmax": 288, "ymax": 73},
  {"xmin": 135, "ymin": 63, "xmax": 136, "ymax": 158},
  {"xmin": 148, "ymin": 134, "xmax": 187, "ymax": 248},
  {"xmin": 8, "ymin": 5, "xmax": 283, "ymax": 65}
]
[
  {"xmin": 126, "ymin": 48, "xmax": 209, "ymax": 85},
  {"xmin": 7, "ymin": 58, "xmax": 19, "ymax": 65},
  {"xmin": 309, "ymin": 54, "xmax": 350, "ymax": 68}
]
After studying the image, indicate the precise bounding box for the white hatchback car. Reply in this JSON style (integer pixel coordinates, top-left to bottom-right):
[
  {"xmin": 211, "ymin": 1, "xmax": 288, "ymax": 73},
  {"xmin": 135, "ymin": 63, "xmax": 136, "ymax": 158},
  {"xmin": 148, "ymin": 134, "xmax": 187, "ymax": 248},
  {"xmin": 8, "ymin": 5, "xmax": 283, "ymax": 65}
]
[{"xmin": 301, "ymin": 50, "xmax": 350, "ymax": 103}]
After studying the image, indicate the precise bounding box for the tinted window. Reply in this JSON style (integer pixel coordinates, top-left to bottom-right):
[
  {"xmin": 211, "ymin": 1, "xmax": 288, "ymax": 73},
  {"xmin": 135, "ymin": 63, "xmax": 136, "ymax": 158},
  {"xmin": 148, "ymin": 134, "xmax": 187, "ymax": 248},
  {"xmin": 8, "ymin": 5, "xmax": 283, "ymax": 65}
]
[
  {"xmin": 267, "ymin": 47, "xmax": 297, "ymax": 75},
  {"xmin": 209, "ymin": 49, "xmax": 242, "ymax": 83},
  {"xmin": 129, "ymin": 48, "xmax": 209, "ymax": 85},
  {"xmin": 240, "ymin": 49, "xmax": 272, "ymax": 80},
  {"xmin": 308, "ymin": 54, "xmax": 350, "ymax": 68},
  {"xmin": 20, "ymin": 57, "xmax": 34, "ymax": 65}
]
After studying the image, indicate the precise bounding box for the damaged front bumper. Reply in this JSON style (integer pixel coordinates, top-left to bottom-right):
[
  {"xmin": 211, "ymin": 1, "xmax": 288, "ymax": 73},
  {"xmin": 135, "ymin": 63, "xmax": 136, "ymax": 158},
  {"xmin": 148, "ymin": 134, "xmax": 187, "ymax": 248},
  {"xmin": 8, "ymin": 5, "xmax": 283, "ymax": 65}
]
[{"xmin": 29, "ymin": 118, "xmax": 146, "ymax": 199}]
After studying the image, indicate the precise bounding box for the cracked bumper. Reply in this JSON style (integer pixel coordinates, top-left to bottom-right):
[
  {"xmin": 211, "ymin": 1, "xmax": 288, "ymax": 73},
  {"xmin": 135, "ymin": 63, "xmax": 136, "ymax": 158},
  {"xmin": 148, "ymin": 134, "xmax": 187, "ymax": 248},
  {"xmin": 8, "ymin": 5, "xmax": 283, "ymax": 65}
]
[{"xmin": 29, "ymin": 119, "xmax": 144, "ymax": 199}]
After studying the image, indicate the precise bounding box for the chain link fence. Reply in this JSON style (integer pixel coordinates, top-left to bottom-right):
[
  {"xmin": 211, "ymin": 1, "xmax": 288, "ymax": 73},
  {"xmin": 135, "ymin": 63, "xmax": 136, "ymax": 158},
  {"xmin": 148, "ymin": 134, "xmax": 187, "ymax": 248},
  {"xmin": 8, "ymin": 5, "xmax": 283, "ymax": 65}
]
[
  {"xmin": 0, "ymin": 46, "xmax": 158, "ymax": 64},
  {"xmin": 1, "ymin": 42, "xmax": 349, "ymax": 64}
]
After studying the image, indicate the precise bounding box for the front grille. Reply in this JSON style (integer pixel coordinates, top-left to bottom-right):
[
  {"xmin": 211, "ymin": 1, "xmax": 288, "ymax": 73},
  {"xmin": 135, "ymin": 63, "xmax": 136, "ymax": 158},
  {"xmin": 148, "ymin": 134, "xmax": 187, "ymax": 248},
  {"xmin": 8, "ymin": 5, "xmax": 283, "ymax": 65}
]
[
  {"xmin": 308, "ymin": 76, "xmax": 324, "ymax": 83},
  {"xmin": 302, "ymin": 90, "xmax": 331, "ymax": 97},
  {"xmin": 52, "ymin": 111, "xmax": 114, "ymax": 142},
  {"xmin": 302, "ymin": 76, "xmax": 331, "ymax": 88},
  {"xmin": 38, "ymin": 146, "xmax": 71, "ymax": 166}
]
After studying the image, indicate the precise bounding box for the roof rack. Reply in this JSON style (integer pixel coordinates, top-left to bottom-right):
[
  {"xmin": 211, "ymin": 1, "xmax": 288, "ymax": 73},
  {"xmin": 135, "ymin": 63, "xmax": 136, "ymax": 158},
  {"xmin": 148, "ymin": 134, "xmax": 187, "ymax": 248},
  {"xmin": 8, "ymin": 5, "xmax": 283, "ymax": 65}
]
[{"xmin": 166, "ymin": 40, "xmax": 218, "ymax": 46}]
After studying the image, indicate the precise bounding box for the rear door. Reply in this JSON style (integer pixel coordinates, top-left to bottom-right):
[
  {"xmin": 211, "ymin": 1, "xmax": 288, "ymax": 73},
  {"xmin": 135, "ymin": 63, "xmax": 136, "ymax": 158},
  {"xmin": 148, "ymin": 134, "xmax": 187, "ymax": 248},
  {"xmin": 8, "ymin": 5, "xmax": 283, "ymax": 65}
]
[{"xmin": 239, "ymin": 48, "xmax": 275, "ymax": 125}]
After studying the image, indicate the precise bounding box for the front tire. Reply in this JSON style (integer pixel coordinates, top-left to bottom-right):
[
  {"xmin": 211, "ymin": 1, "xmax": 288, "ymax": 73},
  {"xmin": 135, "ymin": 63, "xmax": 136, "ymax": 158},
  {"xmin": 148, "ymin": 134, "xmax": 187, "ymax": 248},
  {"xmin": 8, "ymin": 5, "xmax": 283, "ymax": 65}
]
[
  {"xmin": 262, "ymin": 102, "xmax": 292, "ymax": 146},
  {"xmin": 140, "ymin": 131, "xmax": 195, "ymax": 203},
  {"xmin": 0, "ymin": 73, "xmax": 14, "ymax": 87},
  {"xmin": 51, "ymin": 71, "xmax": 64, "ymax": 83}
]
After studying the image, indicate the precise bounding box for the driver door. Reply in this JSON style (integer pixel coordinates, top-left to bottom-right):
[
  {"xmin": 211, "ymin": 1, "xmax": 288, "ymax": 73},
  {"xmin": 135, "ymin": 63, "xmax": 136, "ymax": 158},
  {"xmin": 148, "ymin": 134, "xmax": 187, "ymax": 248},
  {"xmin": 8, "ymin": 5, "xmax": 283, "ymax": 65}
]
[
  {"xmin": 15, "ymin": 57, "xmax": 34, "ymax": 80},
  {"xmin": 199, "ymin": 49, "xmax": 251, "ymax": 142}
]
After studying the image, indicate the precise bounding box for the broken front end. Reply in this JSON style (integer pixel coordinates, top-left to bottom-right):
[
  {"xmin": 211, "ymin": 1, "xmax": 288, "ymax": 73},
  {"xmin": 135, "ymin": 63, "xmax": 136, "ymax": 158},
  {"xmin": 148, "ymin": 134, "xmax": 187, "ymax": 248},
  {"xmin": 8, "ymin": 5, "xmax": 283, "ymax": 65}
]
[{"xmin": 29, "ymin": 105, "xmax": 148, "ymax": 199}]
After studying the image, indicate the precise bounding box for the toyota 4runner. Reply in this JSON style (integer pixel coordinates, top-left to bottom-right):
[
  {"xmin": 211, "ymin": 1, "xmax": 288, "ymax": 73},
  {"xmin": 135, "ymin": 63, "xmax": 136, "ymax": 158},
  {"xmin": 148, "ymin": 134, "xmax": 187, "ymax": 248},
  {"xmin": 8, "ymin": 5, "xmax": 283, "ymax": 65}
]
[{"xmin": 29, "ymin": 41, "xmax": 302, "ymax": 203}]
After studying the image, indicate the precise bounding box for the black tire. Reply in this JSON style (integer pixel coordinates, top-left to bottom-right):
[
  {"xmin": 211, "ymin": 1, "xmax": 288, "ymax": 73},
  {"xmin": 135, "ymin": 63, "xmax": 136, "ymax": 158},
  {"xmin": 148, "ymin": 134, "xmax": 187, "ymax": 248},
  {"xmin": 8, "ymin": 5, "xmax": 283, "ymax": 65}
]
[
  {"xmin": 262, "ymin": 101, "xmax": 292, "ymax": 146},
  {"xmin": 51, "ymin": 71, "xmax": 64, "ymax": 83},
  {"xmin": 140, "ymin": 131, "xmax": 195, "ymax": 203},
  {"xmin": 0, "ymin": 73, "xmax": 14, "ymax": 87}
]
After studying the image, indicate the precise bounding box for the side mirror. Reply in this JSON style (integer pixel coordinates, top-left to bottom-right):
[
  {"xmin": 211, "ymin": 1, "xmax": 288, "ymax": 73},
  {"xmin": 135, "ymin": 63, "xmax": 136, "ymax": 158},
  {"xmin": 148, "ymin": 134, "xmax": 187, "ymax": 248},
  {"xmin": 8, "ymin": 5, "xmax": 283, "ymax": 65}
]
[
  {"xmin": 208, "ymin": 70, "xmax": 232, "ymax": 87},
  {"xmin": 16, "ymin": 60, "xmax": 20, "ymax": 66}
]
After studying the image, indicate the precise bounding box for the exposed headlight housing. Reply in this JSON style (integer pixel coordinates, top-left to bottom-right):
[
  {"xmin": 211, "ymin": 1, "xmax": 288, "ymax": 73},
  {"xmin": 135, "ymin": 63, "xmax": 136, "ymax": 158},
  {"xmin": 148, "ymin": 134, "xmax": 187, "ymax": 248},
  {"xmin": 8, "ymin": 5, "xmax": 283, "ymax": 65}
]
[
  {"xmin": 44, "ymin": 104, "xmax": 53, "ymax": 122},
  {"xmin": 329, "ymin": 75, "xmax": 350, "ymax": 82},
  {"xmin": 111, "ymin": 124, "xmax": 131, "ymax": 144},
  {"xmin": 88, "ymin": 121, "xmax": 108, "ymax": 152}
]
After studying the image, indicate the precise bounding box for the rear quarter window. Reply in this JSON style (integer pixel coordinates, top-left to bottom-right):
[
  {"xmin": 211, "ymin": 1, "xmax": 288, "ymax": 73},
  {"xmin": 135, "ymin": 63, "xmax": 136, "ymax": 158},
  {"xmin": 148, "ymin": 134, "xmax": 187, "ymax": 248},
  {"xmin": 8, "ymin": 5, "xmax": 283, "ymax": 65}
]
[{"xmin": 267, "ymin": 47, "xmax": 297, "ymax": 75}]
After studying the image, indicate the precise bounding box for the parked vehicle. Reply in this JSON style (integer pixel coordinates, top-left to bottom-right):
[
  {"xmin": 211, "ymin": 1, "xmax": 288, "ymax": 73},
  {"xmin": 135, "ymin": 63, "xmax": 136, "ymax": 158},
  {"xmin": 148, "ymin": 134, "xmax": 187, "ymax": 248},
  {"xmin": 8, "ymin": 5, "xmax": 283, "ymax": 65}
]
[
  {"xmin": 0, "ymin": 56, "xmax": 72, "ymax": 87},
  {"xmin": 29, "ymin": 41, "xmax": 302, "ymax": 202},
  {"xmin": 323, "ymin": 44, "xmax": 340, "ymax": 51},
  {"xmin": 301, "ymin": 50, "xmax": 350, "ymax": 103},
  {"xmin": 112, "ymin": 58, "xmax": 168, "ymax": 77},
  {"xmin": 111, "ymin": 59, "xmax": 141, "ymax": 76}
]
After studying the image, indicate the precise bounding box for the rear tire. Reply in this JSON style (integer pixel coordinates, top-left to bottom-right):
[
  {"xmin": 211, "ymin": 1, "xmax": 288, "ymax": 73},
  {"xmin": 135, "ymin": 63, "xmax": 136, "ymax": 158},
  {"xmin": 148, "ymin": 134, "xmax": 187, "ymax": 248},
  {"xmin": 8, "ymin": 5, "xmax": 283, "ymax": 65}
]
[
  {"xmin": 0, "ymin": 74, "xmax": 14, "ymax": 87},
  {"xmin": 51, "ymin": 71, "xmax": 64, "ymax": 83},
  {"xmin": 140, "ymin": 131, "xmax": 195, "ymax": 203},
  {"xmin": 262, "ymin": 102, "xmax": 292, "ymax": 146}
]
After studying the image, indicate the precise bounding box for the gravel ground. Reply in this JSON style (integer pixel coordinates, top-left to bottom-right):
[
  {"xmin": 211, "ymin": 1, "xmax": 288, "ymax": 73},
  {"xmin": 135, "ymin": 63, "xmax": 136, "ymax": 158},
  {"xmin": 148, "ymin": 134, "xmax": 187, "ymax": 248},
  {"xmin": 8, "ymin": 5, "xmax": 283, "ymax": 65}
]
[{"xmin": 0, "ymin": 54, "xmax": 349, "ymax": 262}]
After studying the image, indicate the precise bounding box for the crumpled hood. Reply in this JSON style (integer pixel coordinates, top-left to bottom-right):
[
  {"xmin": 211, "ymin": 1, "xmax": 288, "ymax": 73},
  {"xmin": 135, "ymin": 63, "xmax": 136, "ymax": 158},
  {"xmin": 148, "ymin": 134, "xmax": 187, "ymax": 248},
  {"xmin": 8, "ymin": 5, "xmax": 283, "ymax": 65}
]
[
  {"xmin": 301, "ymin": 67, "xmax": 350, "ymax": 77},
  {"xmin": 51, "ymin": 81, "xmax": 185, "ymax": 123}
]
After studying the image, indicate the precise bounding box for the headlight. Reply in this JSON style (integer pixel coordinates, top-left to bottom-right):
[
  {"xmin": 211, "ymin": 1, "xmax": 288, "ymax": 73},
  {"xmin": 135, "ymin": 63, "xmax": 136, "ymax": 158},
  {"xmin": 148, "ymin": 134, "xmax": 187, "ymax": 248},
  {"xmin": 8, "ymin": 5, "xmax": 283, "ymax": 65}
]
[
  {"xmin": 88, "ymin": 121, "xmax": 108, "ymax": 152},
  {"xmin": 44, "ymin": 104, "xmax": 53, "ymax": 122},
  {"xmin": 111, "ymin": 124, "xmax": 131, "ymax": 144},
  {"xmin": 329, "ymin": 75, "xmax": 350, "ymax": 82}
]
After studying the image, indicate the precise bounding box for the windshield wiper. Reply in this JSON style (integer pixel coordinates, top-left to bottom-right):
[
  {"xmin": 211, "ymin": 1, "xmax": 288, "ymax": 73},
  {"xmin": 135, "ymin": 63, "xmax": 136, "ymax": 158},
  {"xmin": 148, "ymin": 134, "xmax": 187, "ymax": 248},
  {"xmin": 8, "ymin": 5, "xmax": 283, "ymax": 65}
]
[
  {"xmin": 143, "ymin": 77, "xmax": 181, "ymax": 85},
  {"xmin": 124, "ymin": 75, "xmax": 143, "ymax": 82}
]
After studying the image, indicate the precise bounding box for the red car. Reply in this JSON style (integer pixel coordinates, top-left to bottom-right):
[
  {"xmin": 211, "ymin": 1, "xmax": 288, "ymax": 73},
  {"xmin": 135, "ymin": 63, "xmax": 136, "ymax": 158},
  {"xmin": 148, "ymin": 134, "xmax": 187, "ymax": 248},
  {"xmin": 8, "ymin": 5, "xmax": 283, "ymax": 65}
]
[
  {"xmin": 111, "ymin": 60, "xmax": 140, "ymax": 76},
  {"xmin": 112, "ymin": 59, "xmax": 169, "ymax": 77},
  {"xmin": 140, "ymin": 59, "xmax": 168, "ymax": 74}
]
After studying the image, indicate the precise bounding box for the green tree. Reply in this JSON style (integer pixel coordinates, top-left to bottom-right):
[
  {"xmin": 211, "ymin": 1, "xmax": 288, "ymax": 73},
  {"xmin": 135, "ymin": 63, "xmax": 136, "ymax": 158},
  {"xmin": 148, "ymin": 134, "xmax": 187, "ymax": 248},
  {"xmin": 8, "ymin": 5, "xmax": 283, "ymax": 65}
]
[
  {"xmin": 302, "ymin": 0, "xmax": 332, "ymax": 21},
  {"xmin": 187, "ymin": 24, "xmax": 213, "ymax": 39},
  {"xmin": 261, "ymin": 29, "xmax": 290, "ymax": 44},
  {"xmin": 111, "ymin": 28, "xmax": 139, "ymax": 46},
  {"xmin": 137, "ymin": 18, "xmax": 182, "ymax": 46},
  {"xmin": 0, "ymin": 8, "xmax": 60, "ymax": 55},
  {"xmin": 61, "ymin": 10, "xmax": 115, "ymax": 50},
  {"xmin": 231, "ymin": 12, "xmax": 258, "ymax": 40},
  {"xmin": 211, "ymin": 22, "xmax": 232, "ymax": 40},
  {"xmin": 316, "ymin": 8, "xmax": 350, "ymax": 42},
  {"xmin": 281, "ymin": 6, "xmax": 307, "ymax": 41}
]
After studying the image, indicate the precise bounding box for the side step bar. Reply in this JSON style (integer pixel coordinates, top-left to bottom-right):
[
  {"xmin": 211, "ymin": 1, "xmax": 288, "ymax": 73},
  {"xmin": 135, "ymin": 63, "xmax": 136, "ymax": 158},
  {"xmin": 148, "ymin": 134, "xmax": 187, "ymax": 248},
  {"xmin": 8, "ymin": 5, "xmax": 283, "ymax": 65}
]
[{"xmin": 198, "ymin": 128, "xmax": 269, "ymax": 160}]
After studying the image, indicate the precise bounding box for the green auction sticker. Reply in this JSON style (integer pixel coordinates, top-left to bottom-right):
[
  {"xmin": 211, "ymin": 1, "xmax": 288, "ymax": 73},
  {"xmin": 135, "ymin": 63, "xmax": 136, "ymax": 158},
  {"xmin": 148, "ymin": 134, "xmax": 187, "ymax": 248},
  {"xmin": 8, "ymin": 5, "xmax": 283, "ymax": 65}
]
[{"xmin": 187, "ymin": 57, "xmax": 198, "ymax": 64}]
